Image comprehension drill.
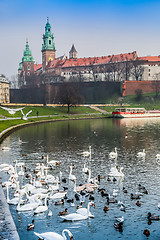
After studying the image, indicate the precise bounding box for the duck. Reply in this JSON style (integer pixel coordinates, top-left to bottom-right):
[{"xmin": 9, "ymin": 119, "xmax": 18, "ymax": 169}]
[
  {"xmin": 120, "ymin": 204, "xmax": 126, "ymax": 212},
  {"xmin": 147, "ymin": 212, "xmax": 159, "ymax": 220},
  {"xmin": 109, "ymin": 147, "xmax": 118, "ymax": 159},
  {"xmin": 34, "ymin": 229, "xmax": 73, "ymax": 240},
  {"xmin": 143, "ymin": 229, "xmax": 150, "ymax": 237},
  {"xmin": 123, "ymin": 187, "xmax": 128, "ymax": 193},
  {"xmin": 130, "ymin": 193, "xmax": 141, "ymax": 200},
  {"xmin": 115, "ymin": 216, "xmax": 124, "ymax": 223},
  {"xmin": 107, "ymin": 177, "xmax": 111, "ymax": 181},
  {"xmin": 136, "ymin": 200, "xmax": 141, "ymax": 207},
  {"xmin": 58, "ymin": 208, "xmax": 68, "ymax": 216},
  {"xmin": 114, "ymin": 222, "xmax": 123, "ymax": 232},
  {"xmin": 137, "ymin": 149, "xmax": 146, "ymax": 158},
  {"xmin": 103, "ymin": 206, "xmax": 109, "ymax": 212},
  {"xmin": 27, "ymin": 220, "xmax": 35, "ymax": 231},
  {"xmin": 55, "ymin": 199, "xmax": 64, "ymax": 205}
]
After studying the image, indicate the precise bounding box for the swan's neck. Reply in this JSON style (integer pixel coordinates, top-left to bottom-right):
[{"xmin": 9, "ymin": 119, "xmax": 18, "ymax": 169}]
[
  {"xmin": 87, "ymin": 203, "xmax": 91, "ymax": 215},
  {"xmin": 74, "ymin": 180, "xmax": 76, "ymax": 192},
  {"xmin": 62, "ymin": 229, "xmax": 71, "ymax": 240},
  {"xmin": 6, "ymin": 185, "xmax": 10, "ymax": 201},
  {"xmin": 44, "ymin": 196, "xmax": 48, "ymax": 206},
  {"xmin": 69, "ymin": 167, "xmax": 72, "ymax": 175},
  {"xmin": 87, "ymin": 170, "xmax": 91, "ymax": 182},
  {"xmin": 46, "ymin": 155, "xmax": 48, "ymax": 164}
]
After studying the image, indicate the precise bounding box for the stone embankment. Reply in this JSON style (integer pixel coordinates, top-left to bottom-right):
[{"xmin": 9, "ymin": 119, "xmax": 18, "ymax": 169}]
[{"xmin": 0, "ymin": 181, "xmax": 20, "ymax": 239}]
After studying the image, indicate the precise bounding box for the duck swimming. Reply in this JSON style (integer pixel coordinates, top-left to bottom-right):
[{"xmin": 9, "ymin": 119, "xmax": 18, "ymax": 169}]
[
  {"xmin": 27, "ymin": 220, "xmax": 34, "ymax": 231},
  {"xmin": 147, "ymin": 212, "xmax": 159, "ymax": 220},
  {"xmin": 58, "ymin": 208, "xmax": 68, "ymax": 216}
]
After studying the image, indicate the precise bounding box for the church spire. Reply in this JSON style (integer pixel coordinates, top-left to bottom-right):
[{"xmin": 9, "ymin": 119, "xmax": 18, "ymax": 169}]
[
  {"xmin": 42, "ymin": 18, "xmax": 56, "ymax": 71},
  {"xmin": 69, "ymin": 44, "xmax": 77, "ymax": 59},
  {"xmin": 22, "ymin": 39, "xmax": 34, "ymax": 62}
]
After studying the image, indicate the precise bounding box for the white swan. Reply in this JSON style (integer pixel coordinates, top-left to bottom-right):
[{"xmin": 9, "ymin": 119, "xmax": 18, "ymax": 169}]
[
  {"xmin": 87, "ymin": 169, "xmax": 98, "ymax": 185},
  {"xmin": 34, "ymin": 229, "xmax": 73, "ymax": 240},
  {"xmin": 81, "ymin": 146, "xmax": 91, "ymax": 157},
  {"xmin": 60, "ymin": 201, "xmax": 95, "ymax": 221},
  {"xmin": 17, "ymin": 193, "xmax": 41, "ymax": 212},
  {"xmin": 18, "ymin": 165, "xmax": 24, "ymax": 176},
  {"xmin": 156, "ymin": 154, "xmax": 160, "ymax": 159},
  {"xmin": 137, "ymin": 149, "xmax": 146, "ymax": 158},
  {"xmin": 109, "ymin": 147, "xmax": 118, "ymax": 158},
  {"xmin": 82, "ymin": 163, "xmax": 89, "ymax": 174},
  {"xmin": 108, "ymin": 167, "xmax": 124, "ymax": 177},
  {"xmin": 46, "ymin": 155, "xmax": 60, "ymax": 167},
  {"xmin": 69, "ymin": 166, "xmax": 76, "ymax": 181},
  {"xmin": 50, "ymin": 191, "xmax": 67, "ymax": 200},
  {"xmin": 76, "ymin": 201, "xmax": 95, "ymax": 218},
  {"xmin": 21, "ymin": 109, "xmax": 32, "ymax": 120},
  {"xmin": 73, "ymin": 179, "xmax": 86, "ymax": 192},
  {"xmin": 34, "ymin": 195, "xmax": 48, "ymax": 214},
  {"xmin": 6, "ymin": 184, "xmax": 20, "ymax": 205}
]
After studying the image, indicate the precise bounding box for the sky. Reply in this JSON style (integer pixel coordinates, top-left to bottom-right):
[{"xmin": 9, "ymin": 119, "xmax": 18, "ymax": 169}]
[{"xmin": 1, "ymin": 0, "xmax": 160, "ymax": 80}]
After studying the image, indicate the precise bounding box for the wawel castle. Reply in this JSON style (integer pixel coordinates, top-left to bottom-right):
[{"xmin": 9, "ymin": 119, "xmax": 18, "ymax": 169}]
[{"xmin": 18, "ymin": 18, "xmax": 160, "ymax": 90}]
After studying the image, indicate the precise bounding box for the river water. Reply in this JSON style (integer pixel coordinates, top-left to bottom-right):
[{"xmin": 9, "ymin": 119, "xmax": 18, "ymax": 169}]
[{"xmin": 1, "ymin": 118, "xmax": 160, "ymax": 239}]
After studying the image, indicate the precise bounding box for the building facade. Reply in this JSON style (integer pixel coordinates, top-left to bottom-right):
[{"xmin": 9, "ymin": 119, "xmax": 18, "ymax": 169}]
[
  {"xmin": 0, "ymin": 74, "xmax": 10, "ymax": 104},
  {"xmin": 18, "ymin": 19, "xmax": 160, "ymax": 88}
]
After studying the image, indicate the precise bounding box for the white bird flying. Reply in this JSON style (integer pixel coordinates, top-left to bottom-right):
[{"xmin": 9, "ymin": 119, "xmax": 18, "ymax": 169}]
[
  {"xmin": 1, "ymin": 106, "xmax": 25, "ymax": 115},
  {"xmin": 21, "ymin": 109, "xmax": 32, "ymax": 120}
]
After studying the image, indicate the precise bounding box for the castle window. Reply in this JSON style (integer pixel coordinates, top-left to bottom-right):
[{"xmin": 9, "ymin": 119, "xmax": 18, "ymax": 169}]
[
  {"xmin": 27, "ymin": 72, "xmax": 30, "ymax": 76},
  {"xmin": 48, "ymin": 28, "xmax": 50, "ymax": 32},
  {"xmin": 28, "ymin": 65, "xmax": 30, "ymax": 70},
  {"xmin": 49, "ymin": 40, "xmax": 51, "ymax": 45}
]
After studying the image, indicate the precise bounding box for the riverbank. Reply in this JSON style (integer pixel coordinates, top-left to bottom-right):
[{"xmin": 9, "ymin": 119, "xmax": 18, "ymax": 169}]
[{"xmin": 0, "ymin": 182, "xmax": 20, "ymax": 240}]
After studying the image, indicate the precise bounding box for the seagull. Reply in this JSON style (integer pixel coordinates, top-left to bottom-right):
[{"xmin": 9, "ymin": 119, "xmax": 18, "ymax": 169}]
[
  {"xmin": 21, "ymin": 109, "xmax": 32, "ymax": 120},
  {"xmin": 1, "ymin": 106, "xmax": 25, "ymax": 115}
]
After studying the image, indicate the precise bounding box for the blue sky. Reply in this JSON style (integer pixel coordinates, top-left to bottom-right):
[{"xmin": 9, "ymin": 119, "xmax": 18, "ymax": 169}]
[{"xmin": 1, "ymin": 0, "xmax": 160, "ymax": 79}]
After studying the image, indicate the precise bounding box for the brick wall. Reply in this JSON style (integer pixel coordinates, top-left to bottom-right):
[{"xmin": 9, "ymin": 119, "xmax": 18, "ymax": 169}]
[{"xmin": 122, "ymin": 81, "xmax": 159, "ymax": 96}]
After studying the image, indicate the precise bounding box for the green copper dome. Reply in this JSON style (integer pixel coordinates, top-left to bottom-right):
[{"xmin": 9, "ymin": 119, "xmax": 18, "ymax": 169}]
[
  {"xmin": 42, "ymin": 18, "xmax": 55, "ymax": 51},
  {"xmin": 18, "ymin": 62, "xmax": 22, "ymax": 70},
  {"xmin": 22, "ymin": 39, "xmax": 34, "ymax": 62}
]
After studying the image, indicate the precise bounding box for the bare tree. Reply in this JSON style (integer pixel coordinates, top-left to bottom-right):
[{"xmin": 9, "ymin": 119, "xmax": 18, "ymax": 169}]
[
  {"xmin": 55, "ymin": 82, "xmax": 84, "ymax": 113},
  {"xmin": 130, "ymin": 60, "xmax": 144, "ymax": 81}
]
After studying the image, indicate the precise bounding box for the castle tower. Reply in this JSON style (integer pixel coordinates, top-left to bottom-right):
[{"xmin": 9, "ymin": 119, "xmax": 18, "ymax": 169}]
[
  {"xmin": 42, "ymin": 18, "xmax": 56, "ymax": 71},
  {"xmin": 69, "ymin": 44, "xmax": 77, "ymax": 59},
  {"xmin": 18, "ymin": 39, "xmax": 34, "ymax": 87}
]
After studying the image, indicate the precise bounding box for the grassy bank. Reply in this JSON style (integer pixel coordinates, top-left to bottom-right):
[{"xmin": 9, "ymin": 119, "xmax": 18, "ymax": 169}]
[{"xmin": 0, "ymin": 106, "xmax": 108, "ymax": 133}]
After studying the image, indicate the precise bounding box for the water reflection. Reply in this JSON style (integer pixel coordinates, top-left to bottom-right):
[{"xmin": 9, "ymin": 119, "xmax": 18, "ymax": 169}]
[{"xmin": 1, "ymin": 118, "xmax": 160, "ymax": 239}]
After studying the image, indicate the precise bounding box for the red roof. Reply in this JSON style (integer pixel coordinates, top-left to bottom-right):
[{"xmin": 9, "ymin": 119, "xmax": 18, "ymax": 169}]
[
  {"xmin": 58, "ymin": 51, "xmax": 137, "ymax": 68},
  {"xmin": 34, "ymin": 64, "xmax": 42, "ymax": 71},
  {"xmin": 138, "ymin": 56, "xmax": 160, "ymax": 62}
]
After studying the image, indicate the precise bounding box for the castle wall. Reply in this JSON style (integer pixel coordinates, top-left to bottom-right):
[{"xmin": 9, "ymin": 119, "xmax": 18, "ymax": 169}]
[{"xmin": 122, "ymin": 80, "xmax": 160, "ymax": 96}]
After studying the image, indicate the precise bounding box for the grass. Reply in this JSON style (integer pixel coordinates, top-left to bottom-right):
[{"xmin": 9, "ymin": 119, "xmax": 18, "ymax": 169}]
[{"xmin": 0, "ymin": 106, "xmax": 106, "ymax": 133}]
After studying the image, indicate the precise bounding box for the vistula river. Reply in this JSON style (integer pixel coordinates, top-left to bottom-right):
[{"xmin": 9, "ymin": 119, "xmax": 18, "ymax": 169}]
[{"xmin": 1, "ymin": 118, "xmax": 160, "ymax": 239}]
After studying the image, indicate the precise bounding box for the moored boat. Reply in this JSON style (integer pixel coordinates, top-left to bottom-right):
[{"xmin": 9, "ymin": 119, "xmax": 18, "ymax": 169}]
[{"xmin": 112, "ymin": 108, "xmax": 160, "ymax": 118}]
